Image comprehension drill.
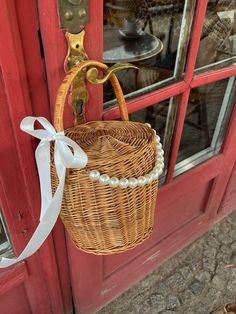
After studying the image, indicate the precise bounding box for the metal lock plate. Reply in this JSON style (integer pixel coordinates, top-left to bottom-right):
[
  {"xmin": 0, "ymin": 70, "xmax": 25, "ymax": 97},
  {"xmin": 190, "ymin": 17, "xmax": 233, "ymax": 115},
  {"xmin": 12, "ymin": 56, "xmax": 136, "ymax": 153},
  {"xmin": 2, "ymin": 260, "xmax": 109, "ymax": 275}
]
[
  {"xmin": 65, "ymin": 31, "xmax": 89, "ymax": 125},
  {"xmin": 58, "ymin": 0, "xmax": 89, "ymax": 34}
]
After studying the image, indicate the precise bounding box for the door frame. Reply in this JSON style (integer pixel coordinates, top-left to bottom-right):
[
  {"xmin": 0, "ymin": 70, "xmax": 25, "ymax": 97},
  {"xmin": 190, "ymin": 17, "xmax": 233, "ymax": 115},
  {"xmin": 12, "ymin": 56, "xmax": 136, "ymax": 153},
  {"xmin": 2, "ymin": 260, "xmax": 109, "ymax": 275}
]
[{"xmin": 0, "ymin": 1, "xmax": 71, "ymax": 313}]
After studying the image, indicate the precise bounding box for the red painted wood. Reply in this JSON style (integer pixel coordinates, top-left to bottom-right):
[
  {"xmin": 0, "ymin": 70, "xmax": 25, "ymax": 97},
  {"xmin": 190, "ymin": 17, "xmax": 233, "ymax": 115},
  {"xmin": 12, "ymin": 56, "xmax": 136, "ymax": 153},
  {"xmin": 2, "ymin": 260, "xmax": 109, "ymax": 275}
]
[
  {"xmin": 1, "ymin": 285, "xmax": 32, "ymax": 314},
  {"xmin": 0, "ymin": 263, "xmax": 28, "ymax": 296},
  {"xmin": 20, "ymin": 0, "xmax": 71, "ymax": 309},
  {"xmin": 36, "ymin": 0, "xmax": 236, "ymax": 313},
  {"xmin": 220, "ymin": 162, "xmax": 236, "ymax": 213},
  {"xmin": 192, "ymin": 66, "xmax": 236, "ymax": 88},
  {"xmin": 208, "ymin": 164, "xmax": 235, "ymax": 218},
  {"xmin": 222, "ymin": 104, "xmax": 236, "ymax": 156},
  {"xmin": 37, "ymin": 0, "xmax": 66, "ymax": 114},
  {"xmin": 103, "ymin": 81, "xmax": 187, "ymax": 120},
  {"xmin": 0, "ymin": 1, "xmax": 67, "ymax": 313},
  {"xmin": 0, "ymin": 1, "xmax": 39, "ymax": 254},
  {"xmin": 84, "ymin": 1, "xmax": 104, "ymax": 122},
  {"xmin": 166, "ymin": 88, "xmax": 191, "ymax": 183},
  {"xmin": 34, "ymin": 2, "xmax": 73, "ymax": 312},
  {"xmin": 15, "ymin": 0, "xmax": 50, "ymax": 117},
  {"xmin": 103, "ymin": 154, "xmax": 223, "ymax": 276},
  {"xmin": 104, "ymin": 180, "xmax": 212, "ymax": 277},
  {"xmin": 208, "ymin": 103, "xmax": 236, "ymax": 217},
  {"xmin": 37, "ymin": 2, "xmax": 105, "ymax": 313},
  {"xmin": 67, "ymin": 239, "xmax": 103, "ymax": 310},
  {"xmin": 185, "ymin": 0, "xmax": 208, "ymax": 84}
]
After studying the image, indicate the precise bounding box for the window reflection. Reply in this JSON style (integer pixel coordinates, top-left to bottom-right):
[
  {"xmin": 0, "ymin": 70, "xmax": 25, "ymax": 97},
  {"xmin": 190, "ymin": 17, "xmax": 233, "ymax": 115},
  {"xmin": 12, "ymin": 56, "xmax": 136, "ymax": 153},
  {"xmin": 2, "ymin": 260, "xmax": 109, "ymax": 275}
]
[
  {"xmin": 129, "ymin": 98, "xmax": 175, "ymax": 183},
  {"xmin": 130, "ymin": 99, "xmax": 169, "ymax": 142},
  {"xmin": 177, "ymin": 78, "xmax": 235, "ymax": 164},
  {"xmin": 196, "ymin": 0, "xmax": 236, "ymax": 69},
  {"xmin": 103, "ymin": 0, "xmax": 186, "ymax": 103}
]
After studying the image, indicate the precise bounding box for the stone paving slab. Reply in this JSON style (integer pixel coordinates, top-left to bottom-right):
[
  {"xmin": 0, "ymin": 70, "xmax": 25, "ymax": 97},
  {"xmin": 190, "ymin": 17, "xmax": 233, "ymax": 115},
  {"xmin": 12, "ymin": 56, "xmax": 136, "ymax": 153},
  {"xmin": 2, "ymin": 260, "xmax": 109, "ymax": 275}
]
[{"xmin": 99, "ymin": 211, "xmax": 236, "ymax": 314}]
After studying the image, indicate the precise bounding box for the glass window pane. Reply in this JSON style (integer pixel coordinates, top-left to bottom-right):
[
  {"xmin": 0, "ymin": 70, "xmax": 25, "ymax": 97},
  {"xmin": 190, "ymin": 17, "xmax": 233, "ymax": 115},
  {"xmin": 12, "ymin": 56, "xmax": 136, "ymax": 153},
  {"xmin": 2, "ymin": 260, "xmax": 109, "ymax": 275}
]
[
  {"xmin": 195, "ymin": 1, "xmax": 236, "ymax": 72},
  {"xmin": 129, "ymin": 97, "xmax": 179, "ymax": 184},
  {"xmin": 0, "ymin": 210, "xmax": 11, "ymax": 256},
  {"xmin": 103, "ymin": 0, "xmax": 193, "ymax": 104},
  {"xmin": 175, "ymin": 77, "xmax": 236, "ymax": 175}
]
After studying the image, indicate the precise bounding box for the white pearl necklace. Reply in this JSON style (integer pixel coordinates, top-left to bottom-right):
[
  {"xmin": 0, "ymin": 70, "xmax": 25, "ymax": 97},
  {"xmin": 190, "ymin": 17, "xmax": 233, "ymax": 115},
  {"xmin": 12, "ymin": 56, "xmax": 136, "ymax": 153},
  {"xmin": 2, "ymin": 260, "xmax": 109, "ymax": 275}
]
[{"xmin": 88, "ymin": 126, "xmax": 164, "ymax": 189}]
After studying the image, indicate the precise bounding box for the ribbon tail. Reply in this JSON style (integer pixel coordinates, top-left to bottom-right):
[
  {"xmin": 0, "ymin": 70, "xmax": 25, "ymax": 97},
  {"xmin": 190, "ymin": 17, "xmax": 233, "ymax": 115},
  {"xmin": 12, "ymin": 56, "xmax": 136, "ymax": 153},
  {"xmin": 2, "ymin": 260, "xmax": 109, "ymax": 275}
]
[
  {"xmin": 0, "ymin": 168, "xmax": 66, "ymax": 268},
  {"xmin": 36, "ymin": 142, "xmax": 53, "ymax": 220}
]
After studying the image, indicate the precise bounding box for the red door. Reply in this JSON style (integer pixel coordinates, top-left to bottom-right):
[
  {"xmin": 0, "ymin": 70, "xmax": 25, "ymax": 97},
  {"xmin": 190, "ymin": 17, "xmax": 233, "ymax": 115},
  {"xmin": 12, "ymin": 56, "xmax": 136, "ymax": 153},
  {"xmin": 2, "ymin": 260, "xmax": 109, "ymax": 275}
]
[
  {"xmin": 0, "ymin": 1, "xmax": 71, "ymax": 313},
  {"xmin": 37, "ymin": 1, "xmax": 236, "ymax": 313},
  {"xmin": 38, "ymin": 0, "xmax": 236, "ymax": 313},
  {"xmin": 1, "ymin": 1, "xmax": 236, "ymax": 314}
]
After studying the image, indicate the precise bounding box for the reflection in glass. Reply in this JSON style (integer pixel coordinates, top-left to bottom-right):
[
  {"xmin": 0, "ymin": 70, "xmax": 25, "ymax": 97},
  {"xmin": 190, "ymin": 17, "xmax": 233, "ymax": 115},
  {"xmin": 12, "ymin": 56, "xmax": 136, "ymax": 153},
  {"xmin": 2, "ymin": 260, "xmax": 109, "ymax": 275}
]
[
  {"xmin": 103, "ymin": 0, "xmax": 187, "ymax": 103},
  {"xmin": 177, "ymin": 78, "xmax": 235, "ymax": 166},
  {"xmin": 196, "ymin": 0, "xmax": 236, "ymax": 70},
  {"xmin": 129, "ymin": 98, "xmax": 175, "ymax": 182}
]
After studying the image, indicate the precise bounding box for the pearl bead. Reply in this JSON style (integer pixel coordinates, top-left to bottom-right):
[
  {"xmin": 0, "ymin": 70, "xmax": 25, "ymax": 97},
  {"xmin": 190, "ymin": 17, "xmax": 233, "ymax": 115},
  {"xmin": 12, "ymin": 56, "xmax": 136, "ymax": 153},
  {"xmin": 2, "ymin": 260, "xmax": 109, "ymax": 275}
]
[
  {"xmin": 158, "ymin": 170, "xmax": 163, "ymax": 176},
  {"xmin": 152, "ymin": 129, "xmax": 156, "ymax": 135},
  {"xmin": 109, "ymin": 177, "xmax": 119, "ymax": 188},
  {"xmin": 88, "ymin": 129, "xmax": 164, "ymax": 187},
  {"xmin": 145, "ymin": 123, "xmax": 152, "ymax": 128},
  {"xmin": 156, "ymin": 156, "xmax": 164, "ymax": 163},
  {"xmin": 155, "ymin": 135, "xmax": 161, "ymax": 142},
  {"xmin": 138, "ymin": 176, "xmax": 147, "ymax": 186},
  {"xmin": 156, "ymin": 165, "xmax": 163, "ymax": 175},
  {"xmin": 156, "ymin": 143, "xmax": 162, "ymax": 150},
  {"xmin": 158, "ymin": 149, "xmax": 164, "ymax": 156},
  {"xmin": 145, "ymin": 174, "xmax": 153, "ymax": 184},
  {"xmin": 156, "ymin": 154, "xmax": 165, "ymax": 162},
  {"xmin": 119, "ymin": 178, "xmax": 129, "ymax": 189},
  {"xmin": 99, "ymin": 174, "xmax": 110, "ymax": 185},
  {"xmin": 152, "ymin": 167, "xmax": 158, "ymax": 174},
  {"xmin": 149, "ymin": 171, "xmax": 156, "ymax": 180},
  {"xmin": 128, "ymin": 178, "xmax": 138, "ymax": 188},
  {"xmin": 153, "ymin": 171, "xmax": 159, "ymax": 179},
  {"xmin": 89, "ymin": 170, "xmax": 100, "ymax": 181}
]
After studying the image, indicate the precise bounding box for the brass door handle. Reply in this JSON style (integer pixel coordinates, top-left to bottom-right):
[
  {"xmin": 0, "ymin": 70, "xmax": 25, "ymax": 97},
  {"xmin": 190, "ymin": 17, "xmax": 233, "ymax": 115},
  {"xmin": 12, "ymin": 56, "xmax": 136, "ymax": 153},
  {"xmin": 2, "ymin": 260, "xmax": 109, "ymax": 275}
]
[
  {"xmin": 86, "ymin": 63, "xmax": 138, "ymax": 85},
  {"xmin": 64, "ymin": 31, "xmax": 138, "ymax": 125}
]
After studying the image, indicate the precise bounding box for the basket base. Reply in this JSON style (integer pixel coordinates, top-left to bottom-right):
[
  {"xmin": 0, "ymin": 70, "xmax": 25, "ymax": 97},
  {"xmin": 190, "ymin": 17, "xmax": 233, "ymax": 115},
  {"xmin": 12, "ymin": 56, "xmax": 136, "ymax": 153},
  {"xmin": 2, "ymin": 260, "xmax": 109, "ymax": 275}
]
[{"xmin": 68, "ymin": 227, "xmax": 154, "ymax": 255}]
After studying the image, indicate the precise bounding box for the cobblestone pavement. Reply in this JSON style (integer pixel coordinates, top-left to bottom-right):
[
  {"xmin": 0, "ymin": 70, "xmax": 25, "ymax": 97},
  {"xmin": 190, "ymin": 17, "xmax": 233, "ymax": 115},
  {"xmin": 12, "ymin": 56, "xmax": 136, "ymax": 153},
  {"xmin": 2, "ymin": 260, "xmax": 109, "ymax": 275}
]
[{"xmin": 99, "ymin": 211, "xmax": 236, "ymax": 314}]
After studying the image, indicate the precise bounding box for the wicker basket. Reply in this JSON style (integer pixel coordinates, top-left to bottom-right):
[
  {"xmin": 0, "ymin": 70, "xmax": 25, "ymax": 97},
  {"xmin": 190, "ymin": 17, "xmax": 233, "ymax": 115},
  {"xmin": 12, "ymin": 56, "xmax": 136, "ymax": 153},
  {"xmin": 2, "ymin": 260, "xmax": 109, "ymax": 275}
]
[{"xmin": 52, "ymin": 60, "xmax": 160, "ymax": 255}]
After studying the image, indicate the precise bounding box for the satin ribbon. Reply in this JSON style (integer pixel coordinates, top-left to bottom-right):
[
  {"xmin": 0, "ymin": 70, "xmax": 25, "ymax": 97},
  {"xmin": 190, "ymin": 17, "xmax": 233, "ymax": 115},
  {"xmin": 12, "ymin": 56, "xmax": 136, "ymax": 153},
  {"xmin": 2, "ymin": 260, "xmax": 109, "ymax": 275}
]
[{"xmin": 0, "ymin": 117, "xmax": 88, "ymax": 268}]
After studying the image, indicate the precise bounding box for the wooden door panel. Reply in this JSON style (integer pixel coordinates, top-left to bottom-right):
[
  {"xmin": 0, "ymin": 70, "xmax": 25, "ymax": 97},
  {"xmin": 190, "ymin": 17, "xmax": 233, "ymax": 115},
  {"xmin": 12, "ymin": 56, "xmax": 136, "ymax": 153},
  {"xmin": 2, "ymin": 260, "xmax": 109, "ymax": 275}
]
[
  {"xmin": 103, "ymin": 155, "xmax": 221, "ymax": 277},
  {"xmin": 0, "ymin": 67, "xmax": 35, "ymax": 254},
  {"xmin": 1, "ymin": 286, "xmax": 31, "ymax": 314},
  {"xmin": 221, "ymin": 161, "xmax": 236, "ymax": 213},
  {"xmin": 103, "ymin": 175, "xmax": 213, "ymax": 278}
]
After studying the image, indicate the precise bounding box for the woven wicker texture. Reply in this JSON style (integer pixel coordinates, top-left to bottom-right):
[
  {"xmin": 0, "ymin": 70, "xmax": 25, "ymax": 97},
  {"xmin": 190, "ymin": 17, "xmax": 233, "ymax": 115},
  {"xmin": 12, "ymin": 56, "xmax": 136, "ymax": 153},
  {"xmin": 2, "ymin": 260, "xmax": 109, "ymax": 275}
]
[{"xmin": 51, "ymin": 61, "xmax": 158, "ymax": 254}]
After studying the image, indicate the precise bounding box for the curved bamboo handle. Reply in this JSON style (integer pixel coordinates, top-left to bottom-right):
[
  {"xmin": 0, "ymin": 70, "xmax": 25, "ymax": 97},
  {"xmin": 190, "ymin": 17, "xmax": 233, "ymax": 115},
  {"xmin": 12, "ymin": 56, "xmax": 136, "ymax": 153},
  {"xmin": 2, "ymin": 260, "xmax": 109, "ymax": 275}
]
[{"xmin": 54, "ymin": 60, "xmax": 129, "ymax": 132}]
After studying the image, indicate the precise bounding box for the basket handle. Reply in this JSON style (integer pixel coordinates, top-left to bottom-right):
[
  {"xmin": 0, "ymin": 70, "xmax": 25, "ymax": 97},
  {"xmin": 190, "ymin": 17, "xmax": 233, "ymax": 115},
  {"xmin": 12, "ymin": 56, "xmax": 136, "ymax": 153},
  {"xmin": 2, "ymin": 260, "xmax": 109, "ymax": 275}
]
[{"xmin": 54, "ymin": 60, "xmax": 131, "ymax": 132}]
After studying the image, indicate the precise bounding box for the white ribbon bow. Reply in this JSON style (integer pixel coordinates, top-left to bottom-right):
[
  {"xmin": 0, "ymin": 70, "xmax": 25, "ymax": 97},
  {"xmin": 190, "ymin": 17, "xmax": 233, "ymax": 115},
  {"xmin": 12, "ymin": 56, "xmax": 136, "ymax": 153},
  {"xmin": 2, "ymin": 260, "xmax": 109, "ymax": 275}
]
[{"xmin": 0, "ymin": 117, "xmax": 88, "ymax": 268}]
